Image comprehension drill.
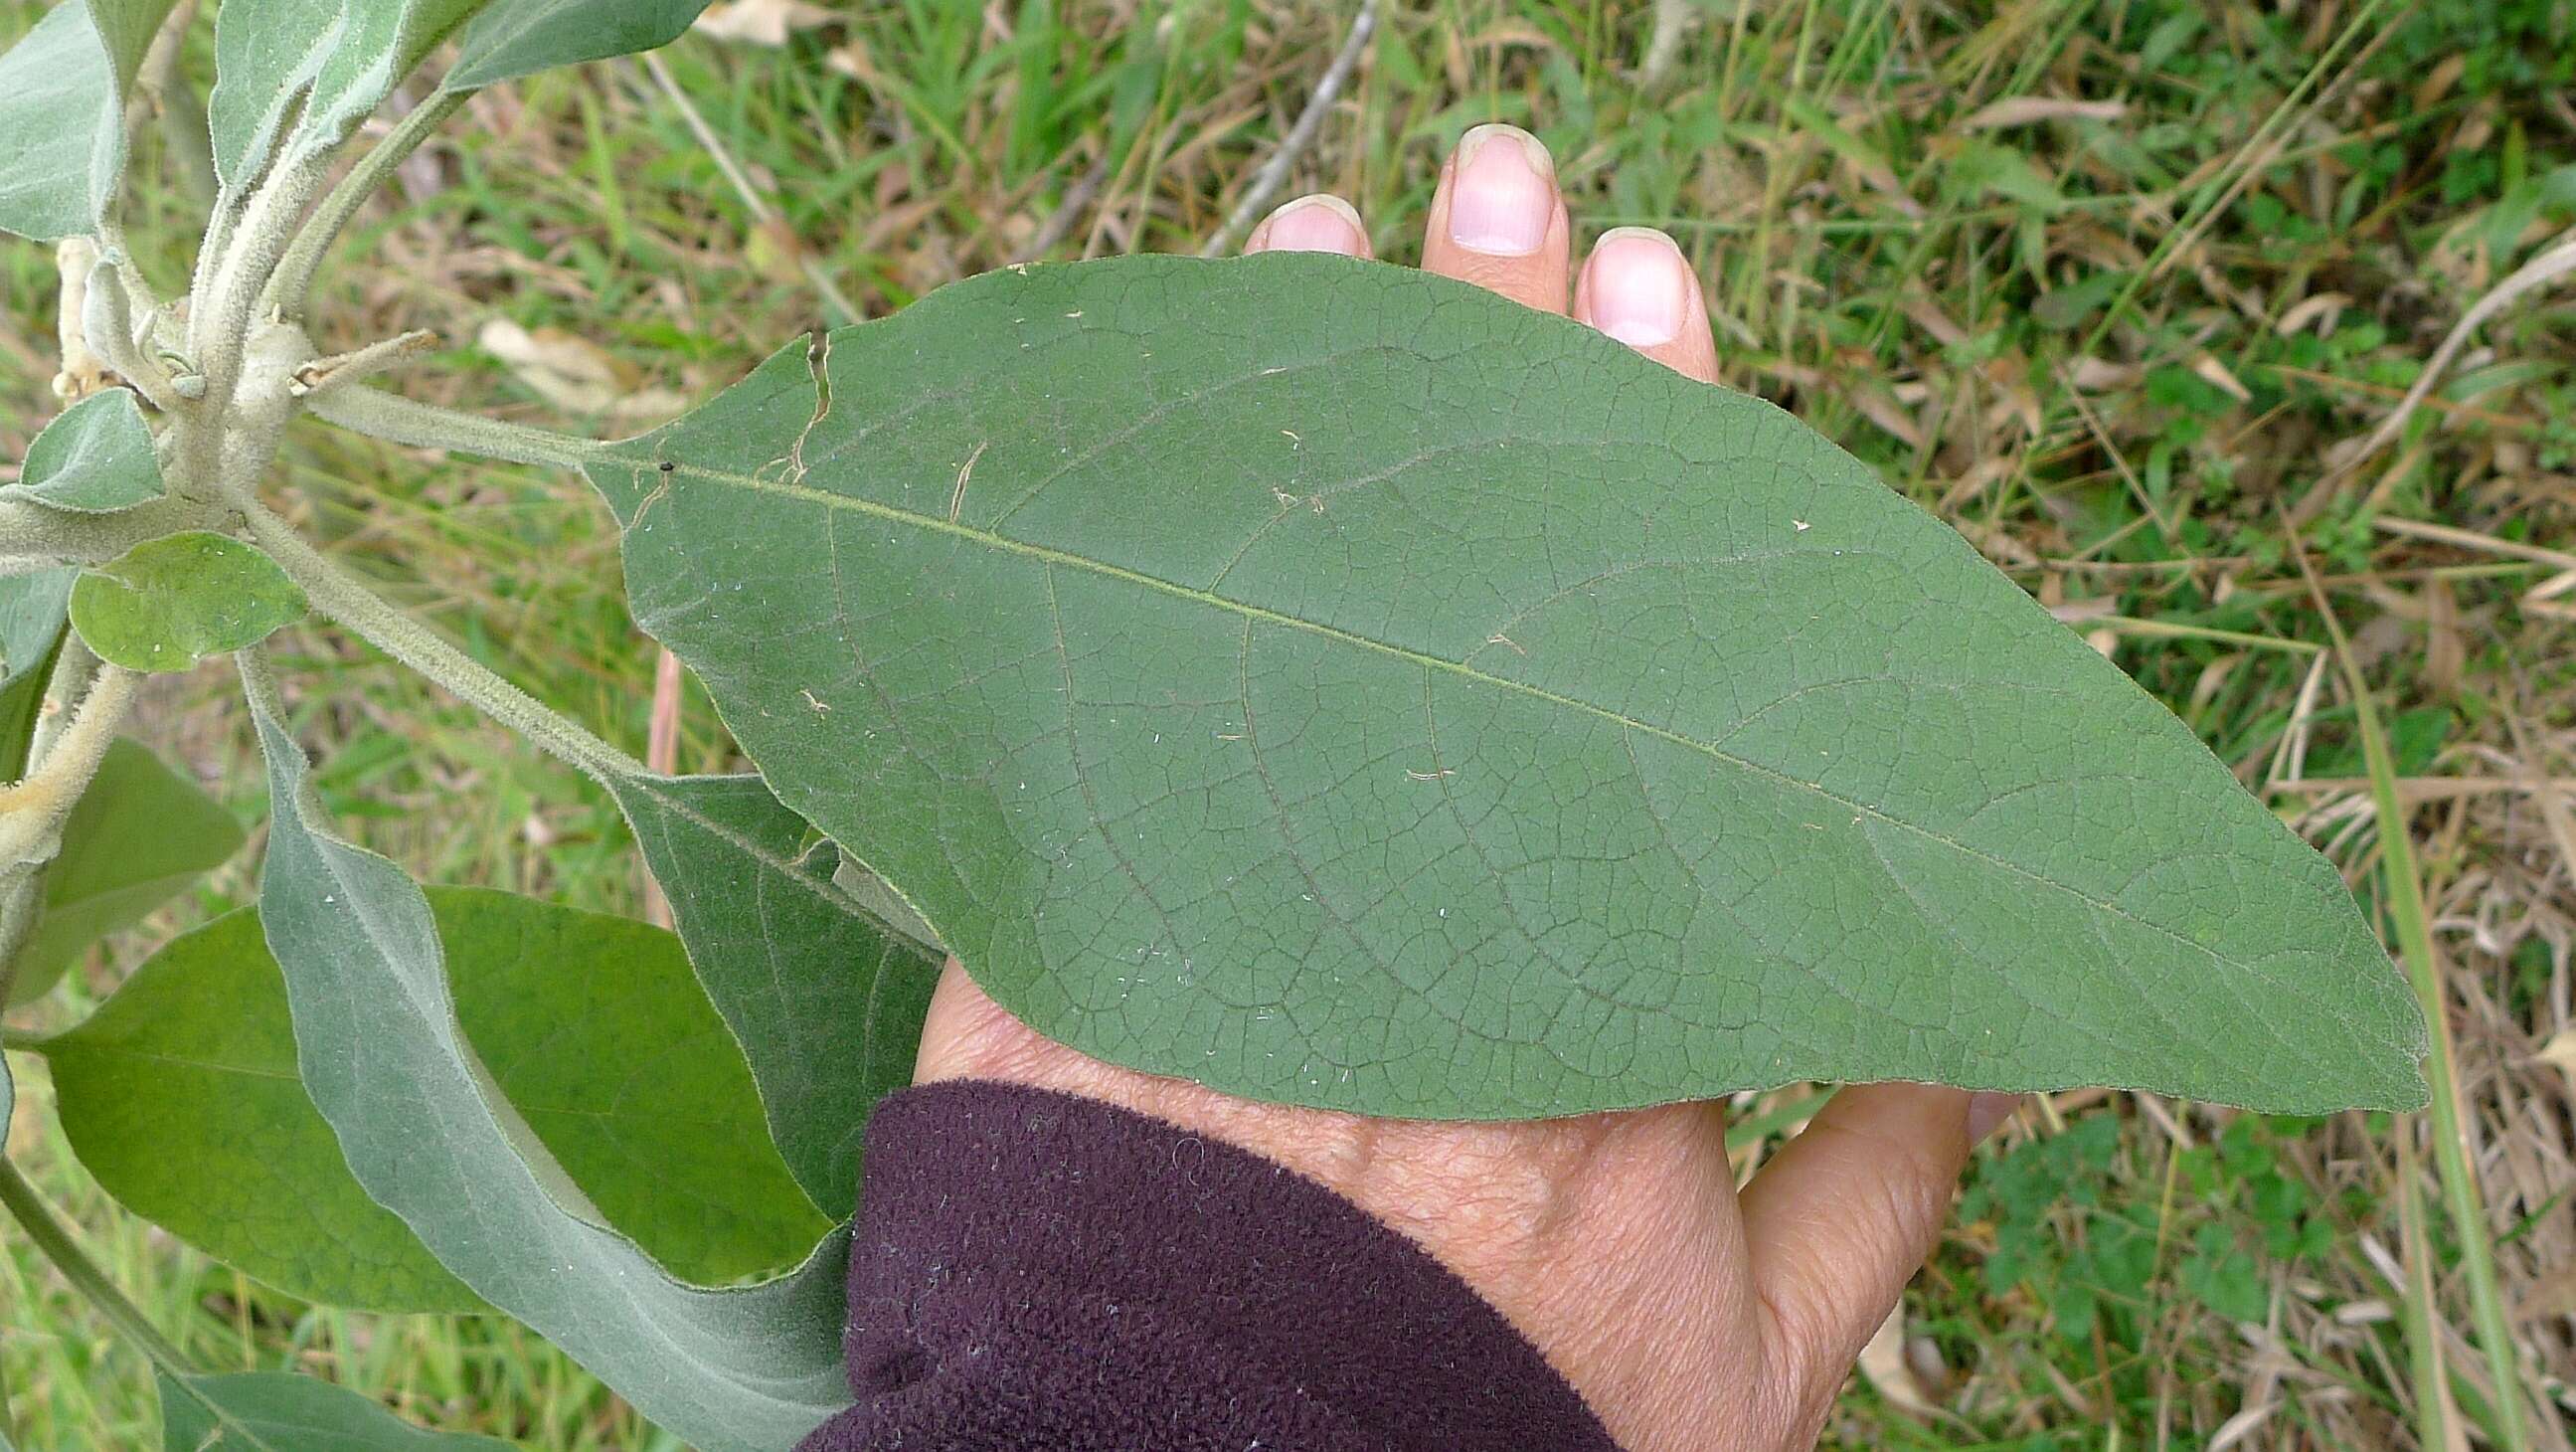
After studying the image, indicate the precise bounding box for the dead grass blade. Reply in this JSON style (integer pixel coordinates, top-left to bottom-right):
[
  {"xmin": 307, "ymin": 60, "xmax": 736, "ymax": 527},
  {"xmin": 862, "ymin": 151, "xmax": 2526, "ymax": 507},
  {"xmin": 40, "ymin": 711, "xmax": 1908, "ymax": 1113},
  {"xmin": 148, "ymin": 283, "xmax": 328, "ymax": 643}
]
[
  {"xmin": 2328, "ymin": 232, "xmax": 2576, "ymax": 484},
  {"xmin": 2293, "ymin": 531, "xmax": 2539, "ymax": 1452}
]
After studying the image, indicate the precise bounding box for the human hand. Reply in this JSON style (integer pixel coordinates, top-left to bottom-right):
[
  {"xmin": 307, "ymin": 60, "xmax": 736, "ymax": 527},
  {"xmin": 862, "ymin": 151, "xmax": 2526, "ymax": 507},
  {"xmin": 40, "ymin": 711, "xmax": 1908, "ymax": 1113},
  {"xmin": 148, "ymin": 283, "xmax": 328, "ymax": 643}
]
[{"xmin": 912, "ymin": 122, "xmax": 2019, "ymax": 1452}]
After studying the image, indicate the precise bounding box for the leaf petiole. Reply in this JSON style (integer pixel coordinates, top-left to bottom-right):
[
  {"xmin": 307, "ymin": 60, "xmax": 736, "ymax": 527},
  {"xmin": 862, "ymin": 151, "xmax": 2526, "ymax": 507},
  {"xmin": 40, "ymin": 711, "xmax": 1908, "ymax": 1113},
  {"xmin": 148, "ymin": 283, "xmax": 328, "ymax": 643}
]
[
  {"xmin": 304, "ymin": 385, "xmax": 602, "ymax": 469},
  {"xmin": 237, "ymin": 502, "xmax": 641, "ymax": 784},
  {"xmin": 261, "ymin": 91, "xmax": 468, "ymax": 319},
  {"xmin": 0, "ymin": 1157, "xmax": 194, "ymax": 1376}
]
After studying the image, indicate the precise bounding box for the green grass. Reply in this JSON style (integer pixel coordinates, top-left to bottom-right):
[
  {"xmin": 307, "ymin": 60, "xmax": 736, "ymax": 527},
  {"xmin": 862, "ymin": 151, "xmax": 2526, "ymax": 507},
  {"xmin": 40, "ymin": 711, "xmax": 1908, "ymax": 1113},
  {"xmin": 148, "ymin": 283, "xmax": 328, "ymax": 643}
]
[{"xmin": 6, "ymin": 0, "xmax": 2574, "ymax": 1446}]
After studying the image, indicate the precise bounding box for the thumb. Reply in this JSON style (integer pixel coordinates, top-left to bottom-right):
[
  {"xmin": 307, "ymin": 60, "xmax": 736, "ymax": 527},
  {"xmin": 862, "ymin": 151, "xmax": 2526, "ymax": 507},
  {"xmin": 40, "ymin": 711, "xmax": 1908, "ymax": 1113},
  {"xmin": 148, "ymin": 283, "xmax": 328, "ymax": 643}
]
[{"xmin": 1733, "ymin": 1083, "xmax": 2017, "ymax": 1426}]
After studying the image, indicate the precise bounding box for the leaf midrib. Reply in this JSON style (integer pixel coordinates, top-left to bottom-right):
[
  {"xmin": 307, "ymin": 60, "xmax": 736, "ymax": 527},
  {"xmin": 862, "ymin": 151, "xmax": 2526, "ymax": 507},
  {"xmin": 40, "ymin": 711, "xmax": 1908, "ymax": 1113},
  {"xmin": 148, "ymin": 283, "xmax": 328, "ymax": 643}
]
[{"xmin": 613, "ymin": 453, "xmax": 2299, "ymax": 985}]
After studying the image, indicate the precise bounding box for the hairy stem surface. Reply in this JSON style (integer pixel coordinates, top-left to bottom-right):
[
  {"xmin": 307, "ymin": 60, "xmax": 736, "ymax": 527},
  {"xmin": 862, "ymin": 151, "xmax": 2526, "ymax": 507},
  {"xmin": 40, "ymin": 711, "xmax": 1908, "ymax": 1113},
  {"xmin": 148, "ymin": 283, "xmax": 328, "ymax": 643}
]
[
  {"xmin": 0, "ymin": 1157, "xmax": 195, "ymax": 1375},
  {"xmin": 239, "ymin": 501, "xmax": 644, "ymax": 784},
  {"xmin": 305, "ymin": 385, "xmax": 602, "ymax": 468},
  {"xmin": 263, "ymin": 91, "xmax": 468, "ymax": 318}
]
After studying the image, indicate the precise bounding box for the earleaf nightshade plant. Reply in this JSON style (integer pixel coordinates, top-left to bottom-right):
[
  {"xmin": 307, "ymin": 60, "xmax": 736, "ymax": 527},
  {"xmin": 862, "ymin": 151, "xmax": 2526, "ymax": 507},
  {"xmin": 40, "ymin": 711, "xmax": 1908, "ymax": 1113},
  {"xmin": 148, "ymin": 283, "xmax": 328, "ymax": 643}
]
[{"xmin": 0, "ymin": 3, "xmax": 2424, "ymax": 1447}]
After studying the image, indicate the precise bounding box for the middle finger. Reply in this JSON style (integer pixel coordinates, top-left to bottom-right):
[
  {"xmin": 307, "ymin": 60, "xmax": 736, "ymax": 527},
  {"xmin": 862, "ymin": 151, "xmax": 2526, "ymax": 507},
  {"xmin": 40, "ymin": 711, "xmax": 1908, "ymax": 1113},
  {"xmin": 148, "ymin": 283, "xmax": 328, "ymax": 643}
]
[{"xmin": 1421, "ymin": 123, "xmax": 1572, "ymax": 313}]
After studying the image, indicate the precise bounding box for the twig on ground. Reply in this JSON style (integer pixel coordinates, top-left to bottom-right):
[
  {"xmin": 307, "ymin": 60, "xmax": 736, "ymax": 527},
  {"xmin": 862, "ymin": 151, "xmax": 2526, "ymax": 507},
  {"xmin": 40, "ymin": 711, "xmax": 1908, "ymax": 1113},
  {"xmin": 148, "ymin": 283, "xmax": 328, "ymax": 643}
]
[
  {"xmin": 1017, "ymin": 155, "xmax": 1112, "ymax": 264},
  {"xmin": 1199, "ymin": 0, "xmax": 1378, "ymax": 259},
  {"xmin": 2324, "ymin": 233, "xmax": 2576, "ymax": 481},
  {"xmin": 1639, "ymin": 0, "xmax": 1698, "ymax": 93},
  {"xmin": 642, "ymin": 647, "xmax": 682, "ymax": 929}
]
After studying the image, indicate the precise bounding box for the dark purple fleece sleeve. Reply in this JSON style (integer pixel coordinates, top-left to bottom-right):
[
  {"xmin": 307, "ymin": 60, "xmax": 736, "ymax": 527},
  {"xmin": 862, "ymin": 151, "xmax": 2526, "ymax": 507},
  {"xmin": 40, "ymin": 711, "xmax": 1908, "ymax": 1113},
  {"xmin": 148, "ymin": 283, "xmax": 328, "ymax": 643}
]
[{"xmin": 796, "ymin": 1079, "xmax": 1623, "ymax": 1451}]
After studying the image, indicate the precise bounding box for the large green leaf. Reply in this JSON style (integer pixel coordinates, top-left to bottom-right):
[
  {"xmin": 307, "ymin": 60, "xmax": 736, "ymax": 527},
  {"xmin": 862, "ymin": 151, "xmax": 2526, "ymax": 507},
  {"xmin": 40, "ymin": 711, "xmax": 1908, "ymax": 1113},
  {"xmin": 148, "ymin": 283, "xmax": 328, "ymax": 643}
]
[
  {"xmin": 159, "ymin": 1370, "xmax": 511, "ymax": 1450},
  {"xmin": 48, "ymin": 909, "xmax": 478, "ymax": 1312},
  {"xmin": 7, "ymin": 736, "xmax": 245, "ymax": 1005},
  {"xmin": 445, "ymin": 884, "xmax": 833, "ymax": 1280},
  {"xmin": 609, "ymin": 772, "xmax": 941, "ymax": 1218},
  {"xmin": 0, "ymin": 0, "xmax": 180, "ymax": 240},
  {"xmin": 70, "ymin": 530, "xmax": 306, "ymax": 672},
  {"xmin": 3, "ymin": 387, "xmax": 164, "ymax": 513},
  {"xmin": 0, "ymin": 570, "xmax": 73, "ymax": 781},
  {"xmin": 45, "ymin": 888, "xmax": 826, "ymax": 1307},
  {"xmin": 586, "ymin": 252, "xmax": 2427, "ymax": 1119},
  {"xmin": 247, "ymin": 690, "xmax": 850, "ymax": 1449},
  {"xmin": 441, "ymin": 0, "xmax": 710, "ymax": 91},
  {"xmin": 207, "ymin": 0, "xmax": 479, "ymax": 195}
]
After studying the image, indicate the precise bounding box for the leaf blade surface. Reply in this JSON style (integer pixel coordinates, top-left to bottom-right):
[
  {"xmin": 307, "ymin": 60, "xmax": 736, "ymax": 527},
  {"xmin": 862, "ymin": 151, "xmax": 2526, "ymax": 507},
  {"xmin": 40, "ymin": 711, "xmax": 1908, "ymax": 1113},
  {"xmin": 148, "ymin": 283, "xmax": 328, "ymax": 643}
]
[
  {"xmin": 70, "ymin": 530, "xmax": 305, "ymax": 671},
  {"xmin": 159, "ymin": 1370, "xmax": 512, "ymax": 1451},
  {"xmin": 441, "ymin": 0, "xmax": 710, "ymax": 91},
  {"xmin": 45, "ymin": 887, "xmax": 829, "ymax": 1308},
  {"xmin": 608, "ymin": 772, "xmax": 940, "ymax": 1218},
  {"xmin": 247, "ymin": 693, "xmax": 850, "ymax": 1448},
  {"xmin": 587, "ymin": 253, "xmax": 2425, "ymax": 1117},
  {"xmin": 5, "ymin": 387, "xmax": 164, "ymax": 513},
  {"xmin": 0, "ymin": 0, "xmax": 179, "ymax": 240}
]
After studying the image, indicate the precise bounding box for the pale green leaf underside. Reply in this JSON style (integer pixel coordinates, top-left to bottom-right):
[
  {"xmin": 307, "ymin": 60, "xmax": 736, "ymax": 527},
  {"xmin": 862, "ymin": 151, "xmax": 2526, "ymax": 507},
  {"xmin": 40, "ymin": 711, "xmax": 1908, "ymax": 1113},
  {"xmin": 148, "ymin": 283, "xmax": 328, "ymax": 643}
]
[
  {"xmin": 608, "ymin": 772, "xmax": 941, "ymax": 1219},
  {"xmin": 248, "ymin": 697, "xmax": 849, "ymax": 1449},
  {"xmin": 47, "ymin": 889, "xmax": 827, "ymax": 1310},
  {"xmin": 590, "ymin": 253, "xmax": 2427, "ymax": 1120},
  {"xmin": 8, "ymin": 736, "xmax": 245, "ymax": 1006},
  {"xmin": 5, "ymin": 387, "xmax": 165, "ymax": 512},
  {"xmin": 208, "ymin": 0, "xmax": 476, "ymax": 195},
  {"xmin": 0, "ymin": 0, "xmax": 177, "ymax": 240},
  {"xmin": 160, "ymin": 1370, "xmax": 511, "ymax": 1451},
  {"xmin": 441, "ymin": 0, "xmax": 711, "ymax": 91},
  {"xmin": 0, "ymin": 570, "xmax": 73, "ymax": 779},
  {"xmin": 71, "ymin": 529, "xmax": 306, "ymax": 671}
]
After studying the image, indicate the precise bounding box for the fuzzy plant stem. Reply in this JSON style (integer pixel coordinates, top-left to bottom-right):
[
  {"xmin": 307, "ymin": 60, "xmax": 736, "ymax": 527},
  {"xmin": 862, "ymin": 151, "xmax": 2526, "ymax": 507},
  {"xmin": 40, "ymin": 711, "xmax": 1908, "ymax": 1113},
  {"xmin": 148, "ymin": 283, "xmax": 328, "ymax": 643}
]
[
  {"xmin": 304, "ymin": 385, "xmax": 601, "ymax": 470},
  {"xmin": 0, "ymin": 1157, "xmax": 194, "ymax": 1374},
  {"xmin": 238, "ymin": 501, "xmax": 645, "ymax": 786},
  {"xmin": 262, "ymin": 91, "xmax": 468, "ymax": 318}
]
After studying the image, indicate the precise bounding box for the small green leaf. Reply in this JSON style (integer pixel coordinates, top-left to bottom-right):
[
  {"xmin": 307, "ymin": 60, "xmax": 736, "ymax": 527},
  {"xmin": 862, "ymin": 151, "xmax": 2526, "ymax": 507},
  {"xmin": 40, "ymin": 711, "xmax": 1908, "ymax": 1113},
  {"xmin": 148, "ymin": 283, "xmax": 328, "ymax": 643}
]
[
  {"xmin": 70, "ymin": 531, "xmax": 305, "ymax": 672},
  {"xmin": 0, "ymin": 571, "xmax": 74, "ymax": 781},
  {"xmin": 610, "ymin": 772, "xmax": 942, "ymax": 1218},
  {"xmin": 47, "ymin": 886, "xmax": 827, "ymax": 1306},
  {"xmin": 248, "ymin": 690, "xmax": 850, "ymax": 1449},
  {"xmin": 7, "ymin": 737, "xmax": 246, "ymax": 1006},
  {"xmin": 0, "ymin": 0, "xmax": 181, "ymax": 240},
  {"xmin": 589, "ymin": 253, "xmax": 2427, "ymax": 1121},
  {"xmin": 48, "ymin": 909, "xmax": 480, "ymax": 1313},
  {"xmin": 207, "ymin": 0, "xmax": 478, "ymax": 195},
  {"xmin": 440, "ymin": 0, "xmax": 711, "ymax": 91},
  {"xmin": 4, "ymin": 389, "xmax": 165, "ymax": 512},
  {"xmin": 159, "ymin": 1370, "xmax": 511, "ymax": 1451}
]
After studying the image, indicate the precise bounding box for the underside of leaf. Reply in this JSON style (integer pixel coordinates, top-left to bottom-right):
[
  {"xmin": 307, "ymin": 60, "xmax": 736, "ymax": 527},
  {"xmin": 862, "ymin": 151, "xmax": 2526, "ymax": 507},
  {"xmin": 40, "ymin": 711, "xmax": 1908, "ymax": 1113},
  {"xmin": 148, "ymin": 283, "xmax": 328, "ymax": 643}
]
[{"xmin": 585, "ymin": 253, "xmax": 2426, "ymax": 1120}]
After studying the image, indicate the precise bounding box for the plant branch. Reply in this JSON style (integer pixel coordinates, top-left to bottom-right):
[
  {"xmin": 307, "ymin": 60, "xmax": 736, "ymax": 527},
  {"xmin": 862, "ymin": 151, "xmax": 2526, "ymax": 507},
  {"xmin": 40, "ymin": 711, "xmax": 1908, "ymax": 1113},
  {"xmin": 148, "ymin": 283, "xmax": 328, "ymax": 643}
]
[
  {"xmin": 0, "ymin": 495, "xmax": 214, "ymax": 575},
  {"xmin": 304, "ymin": 384, "xmax": 602, "ymax": 468},
  {"xmin": 292, "ymin": 328, "xmax": 440, "ymax": 397},
  {"xmin": 0, "ymin": 1157, "xmax": 195, "ymax": 1376},
  {"xmin": 238, "ymin": 502, "xmax": 646, "ymax": 785},
  {"xmin": 0, "ymin": 635, "xmax": 103, "ymax": 995},
  {"xmin": 186, "ymin": 154, "xmax": 330, "ymax": 440},
  {"xmin": 0, "ymin": 666, "xmax": 139, "ymax": 866},
  {"xmin": 78, "ymin": 256, "xmax": 183, "ymax": 413},
  {"xmin": 262, "ymin": 91, "xmax": 468, "ymax": 319},
  {"xmin": 53, "ymin": 240, "xmax": 108, "ymax": 402},
  {"xmin": 1199, "ymin": 0, "xmax": 1377, "ymax": 259}
]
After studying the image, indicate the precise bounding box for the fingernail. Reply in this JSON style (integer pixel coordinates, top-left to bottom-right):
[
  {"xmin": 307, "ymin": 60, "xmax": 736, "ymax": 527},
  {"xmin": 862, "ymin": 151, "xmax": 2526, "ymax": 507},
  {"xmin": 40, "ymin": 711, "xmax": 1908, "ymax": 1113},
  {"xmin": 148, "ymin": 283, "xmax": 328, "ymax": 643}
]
[
  {"xmin": 1257, "ymin": 193, "xmax": 1366, "ymax": 256},
  {"xmin": 1447, "ymin": 123, "xmax": 1554, "ymax": 256},
  {"xmin": 1966, "ymin": 1093, "xmax": 2020, "ymax": 1143},
  {"xmin": 1586, "ymin": 227, "xmax": 1692, "ymax": 347}
]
